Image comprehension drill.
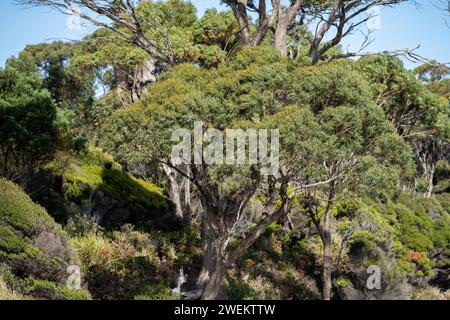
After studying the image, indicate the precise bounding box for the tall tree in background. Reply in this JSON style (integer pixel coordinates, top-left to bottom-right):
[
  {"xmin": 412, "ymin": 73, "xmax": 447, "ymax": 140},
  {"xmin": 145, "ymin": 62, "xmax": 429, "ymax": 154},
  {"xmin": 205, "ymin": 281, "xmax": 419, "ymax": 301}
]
[
  {"xmin": 17, "ymin": 0, "xmax": 188, "ymax": 69},
  {"xmin": 223, "ymin": 0, "xmax": 408, "ymax": 61},
  {"xmin": 357, "ymin": 56, "xmax": 450, "ymax": 197},
  {"xmin": 19, "ymin": 0, "xmax": 414, "ymax": 64},
  {"xmin": 305, "ymin": 0, "xmax": 406, "ymax": 63},
  {"xmin": 17, "ymin": 42, "xmax": 96, "ymax": 108},
  {"xmin": 0, "ymin": 59, "xmax": 60, "ymax": 191},
  {"xmin": 223, "ymin": 0, "xmax": 305, "ymax": 54},
  {"xmin": 288, "ymin": 61, "xmax": 414, "ymax": 299}
]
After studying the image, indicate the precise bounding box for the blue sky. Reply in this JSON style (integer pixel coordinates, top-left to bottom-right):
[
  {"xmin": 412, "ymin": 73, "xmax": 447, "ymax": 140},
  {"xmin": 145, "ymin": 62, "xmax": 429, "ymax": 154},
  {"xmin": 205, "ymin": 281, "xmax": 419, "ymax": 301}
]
[{"xmin": 0, "ymin": 0, "xmax": 449, "ymax": 69}]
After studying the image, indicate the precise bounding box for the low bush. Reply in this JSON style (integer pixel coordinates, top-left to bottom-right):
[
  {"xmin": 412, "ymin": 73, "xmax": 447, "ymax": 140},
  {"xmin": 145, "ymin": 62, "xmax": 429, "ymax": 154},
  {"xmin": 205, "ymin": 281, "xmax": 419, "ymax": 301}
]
[{"xmin": 0, "ymin": 179, "xmax": 76, "ymax": 287}]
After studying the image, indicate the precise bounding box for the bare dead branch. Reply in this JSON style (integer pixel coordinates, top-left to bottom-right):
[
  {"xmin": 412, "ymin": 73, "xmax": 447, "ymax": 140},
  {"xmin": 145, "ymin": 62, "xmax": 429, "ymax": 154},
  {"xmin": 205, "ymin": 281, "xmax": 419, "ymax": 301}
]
[
  {"xmin": 326, "ymin": 45, "xmax": 450, "ymax": 73},
  {"xmin": 15, "ymin": 0, "xmax": 175, "ymax": 68}
]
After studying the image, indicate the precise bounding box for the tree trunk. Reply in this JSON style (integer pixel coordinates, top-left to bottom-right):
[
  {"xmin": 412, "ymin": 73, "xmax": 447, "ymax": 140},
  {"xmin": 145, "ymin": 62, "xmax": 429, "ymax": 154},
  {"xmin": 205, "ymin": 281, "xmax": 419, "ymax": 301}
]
[
  {"xmin": 200, "ymin": 257, "xmax": 227, "ymax": 300},
  {"xmin": 162, "ymin": 165, "xmax": 191, "ymax": 223},
  {"xmin": 322, "ymin": 229, "xmax": 332, "ymax": 300},
  {"xmin": 425, "ymin": 164, "xmax": 435, "ymax": 198},
  {"xmin": 194, "ymin": 181, "xmax": 290, "ymax": 300},
  {"xmin": 114, "ymin": 67, "xmax": 130, "ymax": 96},
  {"xmin": 197, "ymin": 208, "xmax": 228, "ymax": 300},
  {"xmin": 132, "ymin": 58, "xmax": 156, "ymax": 101},
  {"xmin": 321, "ymin": 204, "xmax": 333, "ymax": 300},
  {"xmin": 308, "ymin": 47, "xmax": 321, "ymax": 65},
  {"xmin": 274, "ymin": 23, "xmax": 288, "ymax": 56}
]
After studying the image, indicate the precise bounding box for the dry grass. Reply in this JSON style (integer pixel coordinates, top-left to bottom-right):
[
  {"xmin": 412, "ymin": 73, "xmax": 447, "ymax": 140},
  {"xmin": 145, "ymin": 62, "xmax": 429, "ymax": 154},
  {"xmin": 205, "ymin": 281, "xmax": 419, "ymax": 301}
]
[
  {"xmin": 0, "ymin": 276, "xmax": 25, "ymax": 300},
  {"xmin": 413, "ymin": 286, "xmax": 449, "ymax": 300}
]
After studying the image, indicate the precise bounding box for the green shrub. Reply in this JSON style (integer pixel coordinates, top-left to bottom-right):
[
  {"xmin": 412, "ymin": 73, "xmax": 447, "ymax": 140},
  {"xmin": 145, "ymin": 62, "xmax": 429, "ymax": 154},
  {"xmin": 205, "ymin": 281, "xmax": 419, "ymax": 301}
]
[
  {"xmin": 0, "ymin": 274, "xmax": 26, "ymax": 300},
  {"xmin": 0, "ymin": 179, "xmax": 75, "ymax": 286},
  {"xmin": 62, "ymin": 148, "xmax": 172, "ymax": 229},
  {"xmin": 396, "ymin": 204, "xmax": 433, "ymax": 252},
  {"xmin": 70, "ymin": 226, "xmax": 176, "ymax": 300},
  {"xmin": 0, "ymin": 271, "xmax": 90, "ymax": 300},
  {"xmin": 134, "ymin": 284, "xmax": 177, "ymax": 300},
  {"xmin": 226, "ymin": 276, "xmax": 257, "ymax": 300},
  {"xmin": 334, "ymin": 276, "xmax": 352, "ymax": 289}
]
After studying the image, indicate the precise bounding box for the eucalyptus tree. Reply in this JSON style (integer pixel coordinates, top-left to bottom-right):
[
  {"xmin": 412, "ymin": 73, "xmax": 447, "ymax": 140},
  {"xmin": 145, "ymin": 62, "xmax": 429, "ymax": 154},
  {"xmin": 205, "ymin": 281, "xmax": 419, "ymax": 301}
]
[
  {"xmin": 356, "ymin": 56, "xmax": 450, "ymax": 197},
  {"xmin": 304, "ymin": 0, "xmax": 407, "ymax": 64},
  {"xmin": 98, "ymin": 48, "xmax": 303, "ymax": 299},
  {"xmin": 223, "ymin": 0, "xmax": 305, "ymax": 54},
  {"xmin": 18, "ymin": 0, "xmax": 412, "ymax": 64},
  {"xmin": 17, "ymin": 0, "xmax": 181, "ymax": 68},
  {"xmin": 286, "ymin": 61, "xmax": 414, "ymax": 299},
  {"xmin": 223, "ymin": 0, "xmax": 408, "ymax": 61},
  {"xmin": 98, "ymin": 49, "xmax": 412, "ymax": 299},
  {"xmin": 17, "ymin": 0, "xmax": 240, "ymax": 70}
]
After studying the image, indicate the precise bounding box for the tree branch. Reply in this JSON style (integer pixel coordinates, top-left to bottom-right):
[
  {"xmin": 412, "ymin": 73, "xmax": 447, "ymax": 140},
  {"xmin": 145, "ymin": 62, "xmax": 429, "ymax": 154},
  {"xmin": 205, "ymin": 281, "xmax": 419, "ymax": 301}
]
[{"xmin": 15, "ymin": 0, "xmax": 174, "ymax": 68}]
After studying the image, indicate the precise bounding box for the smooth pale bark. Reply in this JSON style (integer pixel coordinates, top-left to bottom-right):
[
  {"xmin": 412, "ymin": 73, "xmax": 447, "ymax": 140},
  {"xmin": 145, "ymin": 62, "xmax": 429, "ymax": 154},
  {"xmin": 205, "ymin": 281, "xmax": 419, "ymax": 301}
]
[
  {"xmin": 411, "ymin": 140, "xmax": 439, "ymax": 199},
  {"xmin": 163, "ymin": 165, "xmax": 192, "ymax": 223},
  {"xmin": 132, "ymin": 59, "xmax": 156, "ymax": 101},
  {"xmin": 274, "ymin": 22, "xmax": 288, "ymax": 56},
  {"xmin": 425, "ymin": 164, "xmax": 435, "ymax": 198},
  {"xmin": 228, "ymin": 0, "xmax": 304, "ymax": 56},
  {"xmin": 427, "ymin": 166, "xmax": 435, "ymax": 198},
  {"xmin": 114, "ymin": 59, "xmax": 157, "ymax": 103},
  {"xmin": 272, "ymin": 0, "xmax": 304, "ymax": 57}
]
